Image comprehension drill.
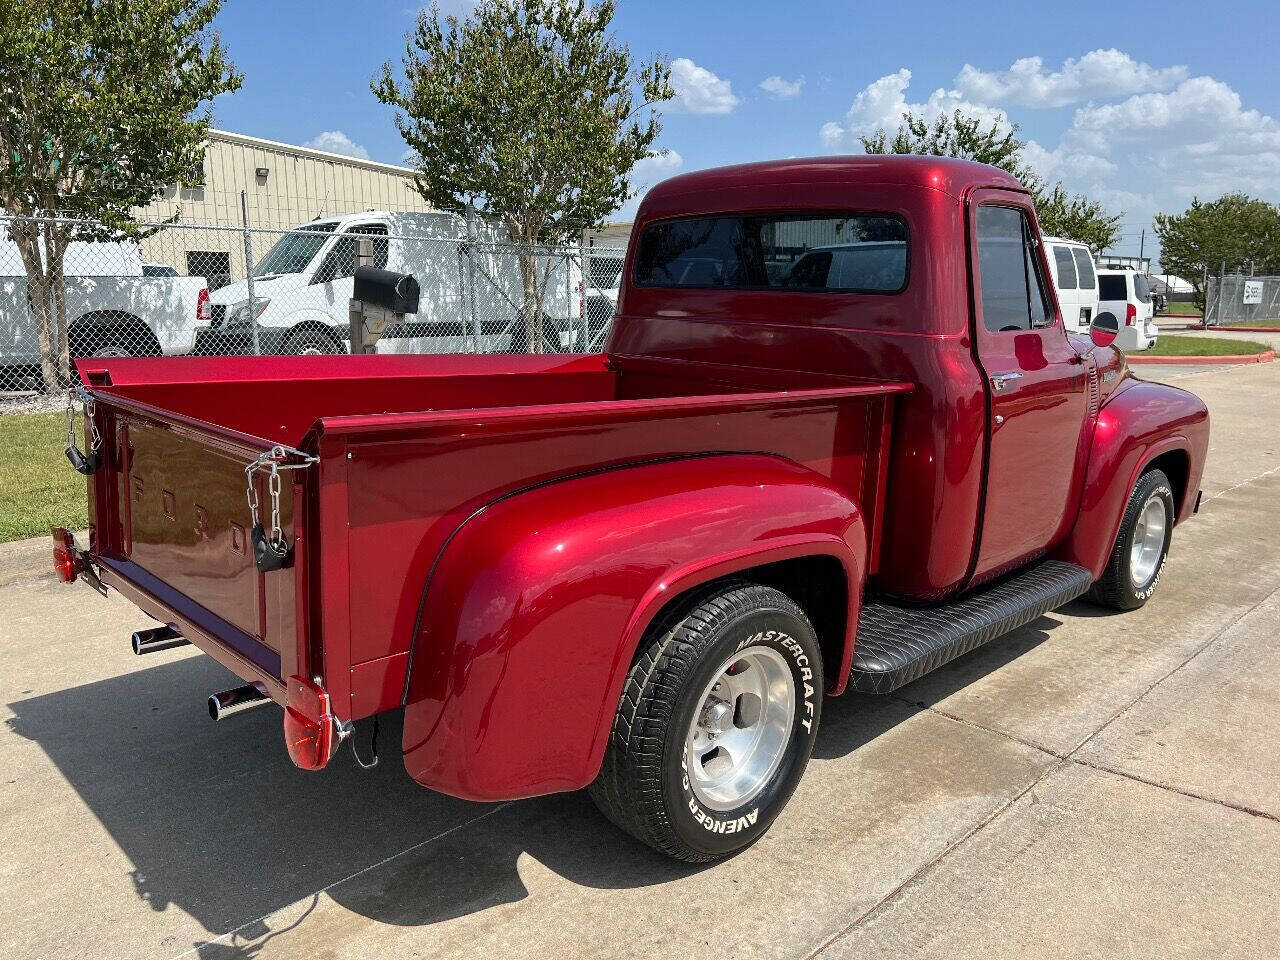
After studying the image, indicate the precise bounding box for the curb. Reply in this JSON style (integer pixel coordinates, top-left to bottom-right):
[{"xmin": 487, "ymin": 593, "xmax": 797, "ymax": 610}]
[
  {"xmin": 1187, "ymin": 324, "xmax": 1278, "ymax": 333},
  {"xmin": 1128, "ymin": 349, "xmax": 1276, "ymax": 366}
]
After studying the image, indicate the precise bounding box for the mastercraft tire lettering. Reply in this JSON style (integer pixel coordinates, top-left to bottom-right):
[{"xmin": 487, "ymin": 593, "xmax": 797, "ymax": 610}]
[{"xmin": 590, "ymin": 582, "xmax": 823, "ymax": 862}]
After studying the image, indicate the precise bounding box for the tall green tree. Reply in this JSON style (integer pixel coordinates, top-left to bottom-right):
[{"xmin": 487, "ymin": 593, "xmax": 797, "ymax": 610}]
[
  {"xmin": 1153, "ymin": 194, "xmax": 1280, "ymax": 306},
  {"xmin": 0, "ymin": 0, "xmax": 240, "ymax": 389},
  {"xmin": 374, "ymin": 0, "xmax": 673, "ymax": 351},
  {"xmin": 860, "ymin": 109, "xmax": 1121, "ymax": 254}
]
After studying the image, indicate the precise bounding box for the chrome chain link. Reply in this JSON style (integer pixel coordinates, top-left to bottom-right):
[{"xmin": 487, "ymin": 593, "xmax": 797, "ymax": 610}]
[
  {"xmin": 244, "ymin": 445, "xmax": 319, "ymax": 544},
  {"xmin": 66, "ymin": 386, "xmax": 103, "ymax": 455}
]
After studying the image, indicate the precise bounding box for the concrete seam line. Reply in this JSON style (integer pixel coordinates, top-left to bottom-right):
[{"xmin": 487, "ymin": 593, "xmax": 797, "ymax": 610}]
[
  {"xmin": 1202, "ymin": 463, "xmax": 1280, "ymax": 505},
  {"xmin": 809, "ymin": 582, "xmax": 1280, "ymax": 958},
  {"xmin": 1063, "ymin": 584, "xmax": 1280, "ymax": 762},
  {"xmin": 802, "ymin": 758, "xmax": 1068, "ymax": 960},
  {"xmin": 162, "ymin": 801, "xmax": 514, "ymax": 960},
  {"xmin": 888, "ymin": 694, "xmax": 1066, "ymax": 760},
  {"xmin": 1068, "ymin": 756, "xmax": 1280, "ymax": 824}
]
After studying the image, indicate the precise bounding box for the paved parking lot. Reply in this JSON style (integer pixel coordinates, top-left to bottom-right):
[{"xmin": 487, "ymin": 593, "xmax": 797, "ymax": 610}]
[{"xmin": 1, "ymin": 360, "xmax": 1277, "ymax": 960}]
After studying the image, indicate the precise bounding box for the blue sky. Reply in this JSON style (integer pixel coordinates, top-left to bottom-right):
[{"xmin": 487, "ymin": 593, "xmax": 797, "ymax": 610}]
[{"xmin": 211, "ymin": 0, "xmax": 1280, "ymax": 265}]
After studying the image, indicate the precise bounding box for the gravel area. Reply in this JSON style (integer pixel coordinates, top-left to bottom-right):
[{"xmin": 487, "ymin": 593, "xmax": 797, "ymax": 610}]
[{"xmin": 0, "ymin": 394, "xmax": 66, "ymax": 416}]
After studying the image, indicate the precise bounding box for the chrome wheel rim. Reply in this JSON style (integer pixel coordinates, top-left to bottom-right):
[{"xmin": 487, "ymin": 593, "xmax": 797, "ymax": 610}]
[
  {"xmin": 1130, "ymin": 494, "xmax": 1168, "ymax": 587},
  {"xmin": 685, "ymin": 645, "xmax": 795, "ymax": 811}
]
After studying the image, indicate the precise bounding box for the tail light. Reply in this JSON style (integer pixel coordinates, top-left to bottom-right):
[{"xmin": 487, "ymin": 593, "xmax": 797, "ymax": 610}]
[
  {"xmin": 197, "ymin": 287, "xmax": 211, "ymax": 323},
  {"xmin": 52, "ymin": 526, "xmax": 82, "ymax": 584},
  {"xmin": 1125, "ymin": 303, "xmax": 1137, "ymax": 327},
  {"xmin": 283, "ymin": 675, "xmax": 335, "ymax": 770}
]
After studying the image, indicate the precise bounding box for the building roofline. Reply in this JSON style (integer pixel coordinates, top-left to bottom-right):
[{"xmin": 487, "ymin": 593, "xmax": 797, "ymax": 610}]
[{"xmin": 208, "ymin": 129, "xmax": 418, "ymax": 177}]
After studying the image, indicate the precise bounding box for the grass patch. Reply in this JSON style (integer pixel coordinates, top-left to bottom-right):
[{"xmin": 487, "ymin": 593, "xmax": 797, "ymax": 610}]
[
  {"xmin": 0, "ymin": 412, "xmax": 88, "ymax": 543},
  {"xmin": 1142, "ymin": 335, "xmax": 1271, "ymax": 357},
  {"xmin": 1159, "ymin": 302, "xmax": 1202, "ymax": 316},
  {"xmin": 1215, "ymin": 317, "xmax": 1280, "ymax": 328}
]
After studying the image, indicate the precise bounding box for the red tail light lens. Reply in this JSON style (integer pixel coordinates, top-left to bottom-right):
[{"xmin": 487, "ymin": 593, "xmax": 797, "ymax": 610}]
[
  {"xmin": 197, "ymin": 287, "xmax": 211, "ymax": 323},
  {"xmin": 1125, "ymin": 303, "xmax": 1137, "ymax": 326},
  {"xmin": 52, "ymin": 526, "xmax": 81, "ymax": 584},
  {"xmin": 283, "ymin": 675, "xmax": 334, "ymax": 770}
]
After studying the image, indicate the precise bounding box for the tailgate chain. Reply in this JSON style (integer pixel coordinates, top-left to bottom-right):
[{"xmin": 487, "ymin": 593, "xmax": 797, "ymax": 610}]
[
  {"xmin": 65, "ymin": 386, "xmax": 103, "ymax": 476},
  {"xmin": 245, "ymin": 445, "xmax": 319, "ymax": 573}
]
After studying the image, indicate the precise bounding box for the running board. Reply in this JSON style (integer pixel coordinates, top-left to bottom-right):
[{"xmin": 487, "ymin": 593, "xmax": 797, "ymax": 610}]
[{"xmin": 850, "ymin": 560, "xmax": 1093, "ymax": 693}]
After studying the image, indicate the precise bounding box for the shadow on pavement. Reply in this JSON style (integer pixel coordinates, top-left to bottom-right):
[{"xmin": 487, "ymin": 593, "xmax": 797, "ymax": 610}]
[{"xmin": 6, "ymin": 611, "xmax": 1066, "ymax": 953}]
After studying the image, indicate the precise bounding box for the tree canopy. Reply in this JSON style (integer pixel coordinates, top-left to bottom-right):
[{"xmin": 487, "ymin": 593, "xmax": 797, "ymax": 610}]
[
  {"xmin": 373, "ymin": 0, "xmax": 674, "ymax": 349},
  {"xmin": 1153, "ymin": 193, "xmax": 1280, "ymax": 299},
  {"xmin": 860, "ymin": 109, "xmax": 1121, "ymax": 254},
  {"xmin": 0, "ymin": 0, "xmax": 240, "ymax": 388},
  {"xmin": 374, "ymin": 0, "xmax": 673, "ymax": 244}
]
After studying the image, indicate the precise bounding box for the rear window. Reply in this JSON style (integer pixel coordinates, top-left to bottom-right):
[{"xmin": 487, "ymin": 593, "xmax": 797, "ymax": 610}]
[
  {"xmin": 1133, "ymin": 273, "xmax": 1151, "ymax": 303},
  {"xmin": 633, "ymin": 213, "xmax": 908, "ymax": 293},
  {"xmin": 1052, "ymin": 246, "xmax": 1078, "ymax": 289},
  {"xmin": 1072, "ymin": 248, "xmax": 1096, "ymax": 289},
  {"xmin": 1098, "ymin": 274, "xmax": 1127, "ymax": 301}
]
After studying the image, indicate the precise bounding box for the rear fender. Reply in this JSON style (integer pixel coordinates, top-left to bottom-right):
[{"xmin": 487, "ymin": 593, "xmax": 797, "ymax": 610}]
[
  {"xmin": 401, "ymin": 453, "xmax": 866, "ymax": 802},
  {"xmin": 1054, "ymin": 380, "xmax": 1209, "ymax": 579}
]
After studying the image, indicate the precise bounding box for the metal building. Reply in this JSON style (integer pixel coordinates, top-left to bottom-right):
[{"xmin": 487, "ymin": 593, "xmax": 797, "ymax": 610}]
[{"xmin": 135, "ymin": 129, "xmax": 432, "ymax": 285}]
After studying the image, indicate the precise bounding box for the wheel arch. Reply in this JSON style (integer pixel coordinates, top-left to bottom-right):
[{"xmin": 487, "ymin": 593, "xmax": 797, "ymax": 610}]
[
  {"xmin": 69, "ymin": 312, "xmax": 161, "ymax": 356},
  {"xmin": 1054, "ymin": 380, "xmax": 1209, "ymax": 579},
  {"xmin": 398, "ymin": 453, "xmax": 867, "ymax": 802}
]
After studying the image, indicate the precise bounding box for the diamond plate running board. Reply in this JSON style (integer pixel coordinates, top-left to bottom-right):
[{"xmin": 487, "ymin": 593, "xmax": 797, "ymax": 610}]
[{"xmin": 850, "ymin": 560, "xmax": 1093, "ymax": 693}]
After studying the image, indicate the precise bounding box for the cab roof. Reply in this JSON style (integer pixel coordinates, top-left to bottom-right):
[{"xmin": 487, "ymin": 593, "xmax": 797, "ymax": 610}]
[{"xmin": 643, "ymin": 155, "xmax": 1027, "ymax": 206}]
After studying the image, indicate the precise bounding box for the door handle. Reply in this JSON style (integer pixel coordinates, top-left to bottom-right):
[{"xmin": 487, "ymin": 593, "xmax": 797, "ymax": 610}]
[{"xmin": 989, "ymin": 372, "xmax": 1023, "ymax": 392}]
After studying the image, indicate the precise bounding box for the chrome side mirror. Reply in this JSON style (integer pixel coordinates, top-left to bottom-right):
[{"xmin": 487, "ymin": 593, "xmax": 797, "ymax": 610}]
[{"xmin": 1089, "ymin": 311, "xmax": 1119, "ymax": 349}]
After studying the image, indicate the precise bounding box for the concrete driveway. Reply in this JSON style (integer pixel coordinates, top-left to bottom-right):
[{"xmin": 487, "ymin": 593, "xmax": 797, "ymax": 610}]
[{"xmin": 1, "ymin": 362, "xmax": 1277, "ymax": 960}]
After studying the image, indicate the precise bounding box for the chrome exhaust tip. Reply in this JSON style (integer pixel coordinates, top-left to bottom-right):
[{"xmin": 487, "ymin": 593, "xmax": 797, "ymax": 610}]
[
  {"xmin": 131, "ymin": 625, "xmax": 189, "ymax": 655},
  {"xmin": 208, "ymin": 683, "xmax": 269, "ymax": 721}
]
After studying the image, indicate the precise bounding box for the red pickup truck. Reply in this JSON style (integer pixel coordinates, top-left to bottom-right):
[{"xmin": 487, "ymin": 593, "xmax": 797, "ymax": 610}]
[{"xmin": 54, "ymin": 156, "xmax": 1209, "ymax": 862}]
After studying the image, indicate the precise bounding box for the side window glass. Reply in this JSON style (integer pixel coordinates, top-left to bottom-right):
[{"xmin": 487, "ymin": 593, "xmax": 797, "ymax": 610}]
[
  {"xmin": 1024, "ymin": 222, "xmax": 1054, "ymax": 328},
  {"xmin": 315, "ymin": 224, "xmax": 389, "ymax": 283},
  {"xmin": 1052, "ymin": 246, "xmax": 1078, "ymax": 289},
  {"xmin": 1072, "ymin": 248, "xmax": 1096, "ymax": 289},
  {"xmin": 977, "ymin": 206, "xmax": 1031, "ymax": 332}
]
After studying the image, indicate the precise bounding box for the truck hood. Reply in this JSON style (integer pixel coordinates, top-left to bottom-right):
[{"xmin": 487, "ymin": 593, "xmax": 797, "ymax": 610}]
[{"xmin": 210, "ymin": 272, "xmax": 307, "ymax": 305}]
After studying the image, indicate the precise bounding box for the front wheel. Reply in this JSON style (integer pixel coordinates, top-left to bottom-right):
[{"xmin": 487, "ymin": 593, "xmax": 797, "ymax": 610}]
[
  {"xmin": 1087, "ymin": 467, "xmax": 1175, "ymax": 610},
  {"xmin": 589, "ymin": 582, "xmax": 823, "ymax": 862},
  {"xmin": 284, "ymin": 326, "xmax": 347, "ymax": 356}
]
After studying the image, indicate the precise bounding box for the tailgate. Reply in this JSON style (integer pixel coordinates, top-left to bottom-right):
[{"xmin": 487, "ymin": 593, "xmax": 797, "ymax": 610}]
[{"xmin": 89, "ymin": 394, "xmax": 313, "ymax": 687}]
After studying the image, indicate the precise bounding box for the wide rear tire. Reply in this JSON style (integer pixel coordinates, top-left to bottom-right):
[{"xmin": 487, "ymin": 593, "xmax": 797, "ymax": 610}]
[{"xmin": 590, "ymin": 582, "xmax": 823, "ymax": 862}]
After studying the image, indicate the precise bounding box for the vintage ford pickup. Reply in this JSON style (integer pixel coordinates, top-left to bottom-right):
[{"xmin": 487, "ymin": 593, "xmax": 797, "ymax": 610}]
[{"xmin": 54, "ymin": 156, "xmax": 1209, "ymax": 862}]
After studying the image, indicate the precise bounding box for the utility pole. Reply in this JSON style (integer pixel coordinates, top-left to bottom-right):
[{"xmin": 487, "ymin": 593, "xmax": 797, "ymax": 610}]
[{"xmin": 1138, "ymin": 228, "xmax": 1145, "ymax": 263}]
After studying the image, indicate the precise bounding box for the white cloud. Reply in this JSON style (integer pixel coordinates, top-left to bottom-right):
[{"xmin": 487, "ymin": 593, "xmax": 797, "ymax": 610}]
[
  {"xmin": 670, "ymin": 58, "xmax": 740, "ymax": 115},
  {"xmin": 1063, "ymin": 76, "xmax": 1280, "ymax": 200},
  {"xmin": 954, "ymin": 49, "xmax": 1187, "ymax": 108},
  {"xmin": 759, "ymin": 75, "xmax": 804, "ymax": 100},
  {"xmin": 819, "ymin": 68, "xmax": 1010, "ymax": 150},
  {"xmin": 303, "ymin": 130, "xmax": 371, "ymax": 161}
]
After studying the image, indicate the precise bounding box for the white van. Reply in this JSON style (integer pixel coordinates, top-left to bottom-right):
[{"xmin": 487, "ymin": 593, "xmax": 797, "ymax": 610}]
[
  {"xmin": 204, "ymin": 211, "xmax": 582, "ymax": 355},
  {"xmin": 1, "ymin": 234, "xmax": 208, "ymax": 368},
  {"xmin": 1097, "ymin": 268, "xmax": 1158, "ymax": 351},
  {"xmin": 1042, "ymin": 236, "xmax": 1099, "ymax": 333}
]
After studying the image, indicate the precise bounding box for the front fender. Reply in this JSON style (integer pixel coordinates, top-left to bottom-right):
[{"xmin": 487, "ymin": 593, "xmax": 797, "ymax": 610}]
[
  {"xmin": 401, "ymin": 454, "xmax": 866, "ymax": 801},
  {"xmin": 1054, "ymin": 379, "xmax": 1209, "ymax": 579}
]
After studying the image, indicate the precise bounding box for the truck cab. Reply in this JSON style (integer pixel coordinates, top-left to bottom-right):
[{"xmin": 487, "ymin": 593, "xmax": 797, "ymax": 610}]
[{"xmin": 57, "ymin": 156, "xmax": 1208, "ymax": 864}]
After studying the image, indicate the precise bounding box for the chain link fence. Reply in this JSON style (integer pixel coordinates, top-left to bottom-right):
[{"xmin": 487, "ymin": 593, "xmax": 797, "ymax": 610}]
[
  {"xmin": 1203, "ymin": 274, "xmax": 1280, "ymax": 326},
  {"xmin": 1, "ymin": 211, "xmax": 626, "ymax": 403}
]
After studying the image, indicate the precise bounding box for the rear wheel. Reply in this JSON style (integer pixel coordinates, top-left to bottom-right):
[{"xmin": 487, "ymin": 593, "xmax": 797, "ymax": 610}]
[
  {"xmin": 1087, "ymin": 468, "xmax": 1175, "ymax": 610},
  {"xmin": 590, "ymin": 582, "xmax": 822, "ymax": 862}
]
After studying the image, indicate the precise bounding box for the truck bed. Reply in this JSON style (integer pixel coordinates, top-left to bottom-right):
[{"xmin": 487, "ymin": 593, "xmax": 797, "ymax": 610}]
[{"xmin": 78, "ymin": 353, "xmax": 911, "ymax": 721}]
